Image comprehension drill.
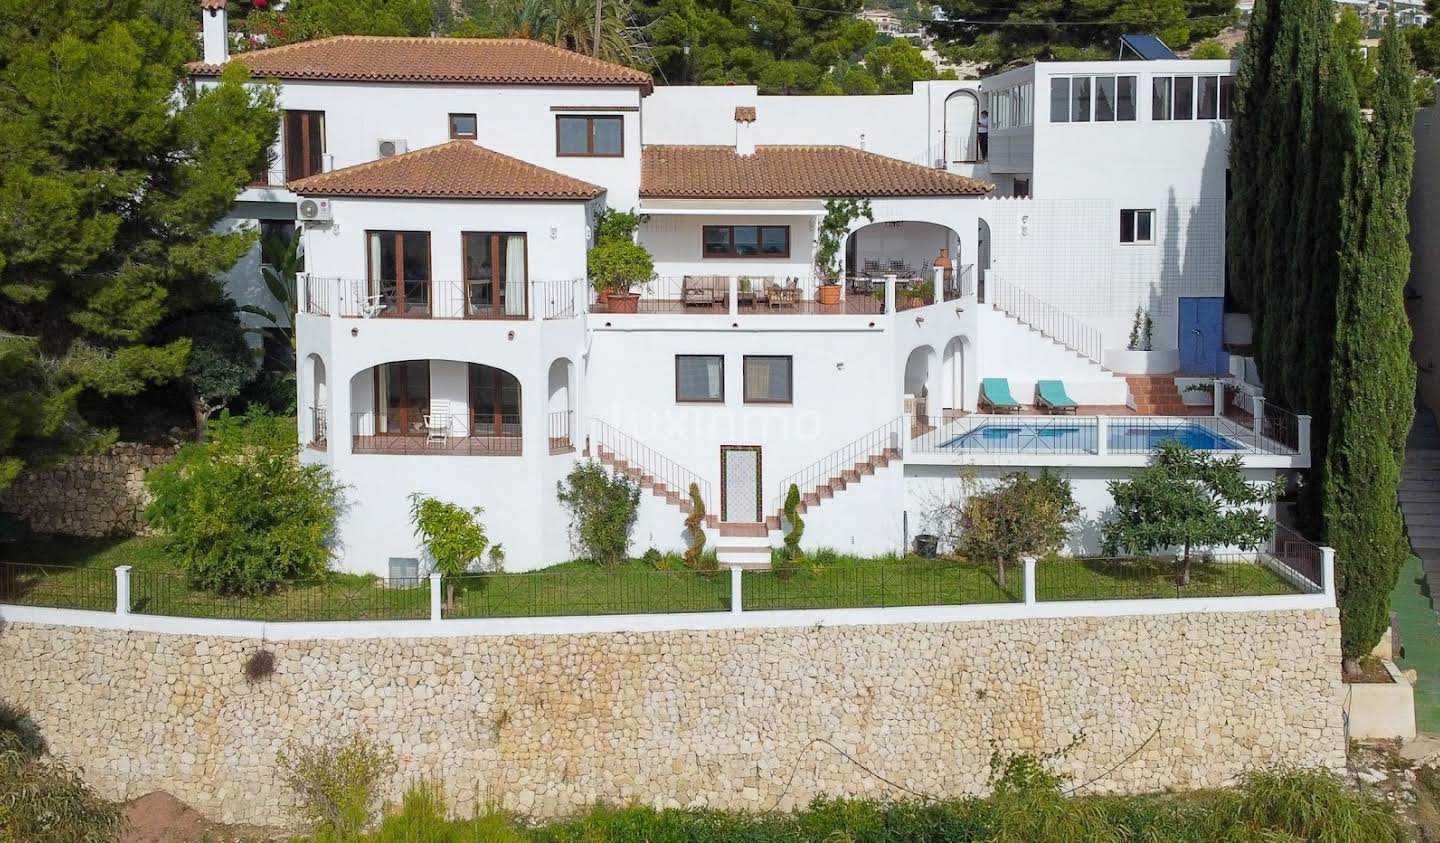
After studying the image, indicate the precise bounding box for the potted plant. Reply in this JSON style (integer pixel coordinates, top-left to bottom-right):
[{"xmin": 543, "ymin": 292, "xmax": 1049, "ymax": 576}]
[
  {"xmin": 814, "ymin": 198, "xmax": 873, "ymax": 307},
  {"xmin": 587, "ymin": 212, "xmax": 654, "ymax": 314},
  {"xmin": 907, "ymin": 280, "xmax": 934, "ymax": 308}
]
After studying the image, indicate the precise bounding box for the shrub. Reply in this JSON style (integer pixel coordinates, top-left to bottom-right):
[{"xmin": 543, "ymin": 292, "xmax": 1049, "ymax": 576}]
[
  {"xmin": 682, "ymin": 483, "xmax": 709, "ymax": 570},
  {"xmin": 0, "ymin": 732, "xmax": 122, "ymax": 843},
  {"xmin": 277, "ymin": 733, "xmax": 396, "ymax": 836},
  {"xmin": 244, "ymin": 649, "xmax": 276, "ymax": 683},
  {"xmin": 951, "ymin": 470, "xmax": 1078, "ymax": 588},
  {"xmin": 593, "ymin": 207, "xmax": 641, "ymax": 244},
  {"xmin": 782, "ymin": 483, "xmax": 804, "ymax": 558},
  {"xmin": 408, "ymin": 494, "xmax": 498, "ymax": 607},
  {"xmin": 586, "ymin": 240, "xmax": 654, "ymax": 295},
  {"xmin": 0, "ymin": 700, "xmax": 45, "ymax": 758},
  {"xmin": 556, "ymin": 460, "xmax": 641, "ymax": 567},
  {"xmin": 145, "ymin": 409, "xmax": 342, "ymax": 595}
]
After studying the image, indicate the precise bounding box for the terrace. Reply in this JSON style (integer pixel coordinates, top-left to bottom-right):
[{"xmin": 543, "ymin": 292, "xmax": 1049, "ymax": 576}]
[{"xmin": 588, "ymin": 268, "xmax": 973, "ymax": 316}]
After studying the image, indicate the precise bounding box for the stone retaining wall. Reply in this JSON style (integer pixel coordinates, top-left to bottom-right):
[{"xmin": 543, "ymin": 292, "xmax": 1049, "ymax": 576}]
[
  {"xmin": 0, "ymin": 443, "xmax": 177, "ymax": 537},
  {"xmin": 0, "ymin": 609, "xmax": 1345, "ymax": 826}
]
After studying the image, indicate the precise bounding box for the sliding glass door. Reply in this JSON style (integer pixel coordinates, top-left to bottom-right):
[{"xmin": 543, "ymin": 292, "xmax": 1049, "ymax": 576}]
[
  {"xmin": 462, "ymin": 232, "xmax": 527, "ymax": 318},
  {"xmin": 367, "ymin": 231, "xmax": 431, "ymax": 316},
  {"xmin": 469, "ymin": 364, "xmax": 522, "ymax": 436}
]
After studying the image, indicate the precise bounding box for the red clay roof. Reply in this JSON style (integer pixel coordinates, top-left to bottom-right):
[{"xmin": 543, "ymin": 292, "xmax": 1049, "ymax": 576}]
[
  {"xmin": 640, "ymin": 145, "xmax": 994, "ymax": 199},
  {"xmin": 187, "ymin": 36, "xmax": 654, "ymax": 91},
  {"xmin": 288, "ymin": 141, "xmax": 605, "ymax": 201}
]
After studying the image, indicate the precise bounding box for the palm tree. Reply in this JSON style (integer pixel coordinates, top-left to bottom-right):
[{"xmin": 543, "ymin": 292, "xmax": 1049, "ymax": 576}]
[{"xmin": 495, "ymin": 0, "xmax": 642, "ymax": 67}]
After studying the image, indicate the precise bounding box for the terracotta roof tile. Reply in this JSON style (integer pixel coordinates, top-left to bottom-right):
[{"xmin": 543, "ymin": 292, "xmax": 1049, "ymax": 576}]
[
  {"xmin": 640, "ymin": 145, "xmax": 993, "ymax": 199},
  {"xmin": 187, "ymin": 36, "xmax": 653, "ymax": 91},
  {"xmin": 734, "ymin": 106, "xmax": 757, "ymax": 123},
  {"xmin": 199, "ymin": 0, "xmax": 226, "ymax": 10},
  {"xmin": 288, "ymin": 140, "xmax": 605, "ymax": 200}
]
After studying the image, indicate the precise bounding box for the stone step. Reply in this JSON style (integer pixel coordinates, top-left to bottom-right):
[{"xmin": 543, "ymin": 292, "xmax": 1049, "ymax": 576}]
[
  {"xmin": 716, "ymin": 545, "xmax": 772, "ymax": 567},
  {"xmin": 718, "ymin": 521, "xmax": 768, "ymax": 538}
]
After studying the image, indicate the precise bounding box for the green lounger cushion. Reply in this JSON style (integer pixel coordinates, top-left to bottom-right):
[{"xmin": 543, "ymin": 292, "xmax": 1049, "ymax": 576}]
[
  {"xmin": 981, "ymin": 378, "xmax": 1020, "ymax": 408},
  {"xmin": 1036, "ymin": 380, "xmax": 1077, "ymax": 408}
]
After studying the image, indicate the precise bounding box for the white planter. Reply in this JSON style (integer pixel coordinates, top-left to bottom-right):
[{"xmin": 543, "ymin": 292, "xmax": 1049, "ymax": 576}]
[
  {"xmin": 1102, "ymin": 347, "xmax": 1180, "ymax": 375},
  {"xmin": 1339, "ymin": 659, "xmax": 1417, "ymax": 741}
]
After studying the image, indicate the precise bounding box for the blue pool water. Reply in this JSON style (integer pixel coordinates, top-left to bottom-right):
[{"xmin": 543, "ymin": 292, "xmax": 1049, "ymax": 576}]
[{"xmin": 939, "ymin": 421, "xmax": 1242, "ymax": 454}]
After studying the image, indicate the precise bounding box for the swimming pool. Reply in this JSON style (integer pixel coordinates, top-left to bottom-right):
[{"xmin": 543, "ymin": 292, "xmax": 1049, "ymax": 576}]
[{"xmin": 938, "ymin": 420, "xmax": 1243, "ymax": 454}]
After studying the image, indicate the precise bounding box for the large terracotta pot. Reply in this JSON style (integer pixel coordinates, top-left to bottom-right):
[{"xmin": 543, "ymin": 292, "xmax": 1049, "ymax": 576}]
[
  {"xmin": 817, "ymin": 285, "xmax": 842, "ymax": 306},
  {"xmin": 607, "ymin": 292, "xmax": 640, "ymax": 313}
]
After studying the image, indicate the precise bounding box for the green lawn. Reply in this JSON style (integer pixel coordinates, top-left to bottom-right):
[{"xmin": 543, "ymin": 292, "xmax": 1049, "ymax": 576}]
[{"xmin": 1, "ymin": 535, "xmax": 1305, "ymax": 621}]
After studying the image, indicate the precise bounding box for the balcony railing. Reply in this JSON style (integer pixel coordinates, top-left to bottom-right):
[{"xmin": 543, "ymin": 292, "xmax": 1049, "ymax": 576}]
[
  {"xmin": 547, "ymin": 410, "xmax": 573, "ymax": 454},
  {"xmin": 588, "ymin": 275, "xmax": 886, "ymax": 316},
  {"xmin": 308, "ymin": 407, "xmax": 328, "ymax": 450},
  {"xmin": 909, "ymin": 411, "xmax": 1304, "ymax": 458},
  {"xmin": 987, "ymin": 273, "xmax": 1103, "ymax": 364},
  {"xmin": 351, "ymin": 412, "xmax": 522, "ymax": 456},
  {"xmin": 300, "ymin": 277, "xmax": 585, "ymax": 321}
]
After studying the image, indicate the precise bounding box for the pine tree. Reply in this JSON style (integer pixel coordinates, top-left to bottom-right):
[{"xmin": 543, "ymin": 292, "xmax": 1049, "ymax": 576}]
[
  {"xmin": 0, "ymin": 0, "xmax": 278, "ymax": 474},
  {"xmin": 1327, "ymin": 19, "xmax": 1418, "ymax": 667}
]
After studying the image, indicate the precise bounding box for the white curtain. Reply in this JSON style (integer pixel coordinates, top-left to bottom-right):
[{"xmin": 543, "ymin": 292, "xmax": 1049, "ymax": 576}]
[
  {"xmin": 367, "ymin": 233, "xmax": 383, "ymax": 302},
  {"xmin": 504, "ymin": 235, "xmax": 526, "ymax": 316},
  {"xmin": 375, "ymin": 365, "xmax": 391, "ymax": 433}
]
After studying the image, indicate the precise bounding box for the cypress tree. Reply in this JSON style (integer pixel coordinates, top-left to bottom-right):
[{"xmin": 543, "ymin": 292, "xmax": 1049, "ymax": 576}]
[{"xmin": 1327, "ymin": 19, "xmax": 1417, "ymax": 667}]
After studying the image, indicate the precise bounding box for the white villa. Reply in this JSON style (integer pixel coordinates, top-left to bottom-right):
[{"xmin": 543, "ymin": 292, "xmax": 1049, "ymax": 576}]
[{"xmin": 196, "ymin": 2, "xmax": 1308, "ymax": 575}]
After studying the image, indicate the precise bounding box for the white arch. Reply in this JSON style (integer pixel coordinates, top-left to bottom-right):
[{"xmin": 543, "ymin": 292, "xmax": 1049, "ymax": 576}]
[
  {"xmin": 903, "ymin": 345, "xmax": 940, "ymax": 427},
  {"xmin": 546, "ymin": 357, "xmax": 577, "ymax": 448},
  {"xmin": 944, "ymin": 90, "xmax": 980, "ymax": 164},
  {"xmin": 306, "ymin": 353, "xmax": 328, "ymax": 447}
]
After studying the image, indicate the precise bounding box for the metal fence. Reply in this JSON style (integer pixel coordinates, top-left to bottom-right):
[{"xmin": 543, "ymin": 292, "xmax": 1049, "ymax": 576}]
[
  {"xmin": 590, "ymin": 418, "xmax": 712, "ymax": 515},
  {"xmin": 351, "ymin": 412, "xmax": 523, "ymax": 456},
  {"xmin": 127, "ymin": 570, "xmax": 430, "ymax": 621},
  {"xmin": 772, "ymin": 417, "xmax": 904, "ymax": 517},
  {"xmin": 987, "ymin": 274, "xmax": 1103, "ymax": 364},
  {"xmin": 1034, "ymin": 553, "xmax": 1318, "ymax": 602},
  {"xmin": 742, "ymin": 559, "xmax": 1022, "ymax": 611},
  {"xmin": 911, "ymin": 415, "xmax": 1099, "ymax": 455},
  {"xmin": 0, "ymin": 562, "xmax": 115, "ymax": 611},
  {"xmin": 547, "ymin": 410, "xmax": 573, "ymax": 453},
  {"xmin": 441, "ymin": 568, "xmax": 730, "ymax": 618}
]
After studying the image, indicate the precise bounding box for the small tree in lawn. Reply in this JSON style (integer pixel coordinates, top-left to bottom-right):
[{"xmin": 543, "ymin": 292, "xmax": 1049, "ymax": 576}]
[
  {"xmin": 954, "ymin": 471, "xmax": 1077, "ymax": 588},
  {"xmin": 1102, "ymin": 440, "xmax": 1281, "ymax": 585},
  {"xmin": 408, "ymin": 494, "xmax": 495, "ymax": 608},
  {"xmin": 556, "ymin": 460, "xmax": 641, "ymax": 567}
]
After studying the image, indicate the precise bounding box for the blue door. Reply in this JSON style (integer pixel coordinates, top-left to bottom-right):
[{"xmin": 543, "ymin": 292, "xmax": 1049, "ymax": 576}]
[{"xmin": 1178, "ymin": 297, "xmax": 1227, "ymax": 374}]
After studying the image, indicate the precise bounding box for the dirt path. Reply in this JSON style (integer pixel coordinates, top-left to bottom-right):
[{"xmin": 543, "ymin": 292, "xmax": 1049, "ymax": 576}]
[{"xmin": 120, "ymin": 791, "xmax": 282, "ymax": 843}]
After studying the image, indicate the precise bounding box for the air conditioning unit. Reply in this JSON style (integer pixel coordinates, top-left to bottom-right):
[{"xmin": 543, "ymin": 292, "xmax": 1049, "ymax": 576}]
[
  {"xmin": 297, "ymin": 198, "xmax": 332, "ymax": 222},
  {"xmin": 378, "ymin": 139, "xmax": 408, "ymax": 158}
]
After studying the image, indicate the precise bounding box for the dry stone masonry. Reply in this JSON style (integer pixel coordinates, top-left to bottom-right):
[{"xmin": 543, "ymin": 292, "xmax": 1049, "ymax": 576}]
[
  {"xmin": 0, "ymin": 609, "xmax": 1345, "ymax": 827},
  {"xmin": 0, "ymin": 443, "xmax": 176, "ymax": 537}
]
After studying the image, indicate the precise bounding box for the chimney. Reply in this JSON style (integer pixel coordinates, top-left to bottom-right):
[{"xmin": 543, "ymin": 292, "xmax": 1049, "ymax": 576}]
[
  {"xmin": 201, "ymin": 0, "xmax": 229, "ymax": 65},
  {"xmin": 734, "ymin": 106, "xmax": 756, "ymax": 156}
]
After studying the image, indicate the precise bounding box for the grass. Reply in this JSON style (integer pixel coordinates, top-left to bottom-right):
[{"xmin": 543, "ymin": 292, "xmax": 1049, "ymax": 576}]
[{"xmin": 1, "ymin": 535, "xmax": 1305, "ymax": 622}]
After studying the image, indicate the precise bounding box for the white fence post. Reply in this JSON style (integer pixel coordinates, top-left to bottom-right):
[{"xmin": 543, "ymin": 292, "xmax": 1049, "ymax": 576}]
[
  {"xmin": 934, "ymin": 265, "xmax": 946, "ymax": 303},
  {"xmin": 1212, "ymin": 378, "xmax": 1225, "ymax": 417},
  {"xmin": 1095, "ymin": 415, "xmax": 1109, "ymax": 456},
  {"xmin": 728, "ymin": 276, "xmax": 739, "ymax": 317},
  {"xmin": 885, "ymin": 274, "xmax": 897, "ymax": 313},
  {"xmin": 1022, "ymin": 557, "xmax": 1037, "ymax": 606},
  {"xmin": 730, "ymin": 567, "xmax": 743, "ymax": 614},
  {"xmin": 115, "ymin": 566, "xmax": 131, "ymax": 616},
  {"xmin": 1251, "ymin": 395, "xmax": 1266, "ymax": 438},
  {"xmin": 429, "ymin": 572, "xmax": 442, "ymax": 622},
  {"xmin": 1320, "ymin": 546, "xmax": 1336, "ymax": 603},
  {"xmin": 1297, "ymin": 414, "xmax": 1313, "ymax": 461}
]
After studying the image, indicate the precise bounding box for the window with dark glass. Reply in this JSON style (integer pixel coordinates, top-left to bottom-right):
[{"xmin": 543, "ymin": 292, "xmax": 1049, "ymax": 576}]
[
  {"xmin": 449, "ymin": 113, "xmax": 477, "ymax": 139},
  {"xmin": 701, "ymin": 225, "xmax": 789, "ymax": 258},
  {"xmin": 366, "ymin": 231, "xmax": 431, "ymax": 316},
  {"xmin": 1152, "ymin": 77, "xmax": 1173, "ymax": 121},
  {"xmin": 1095, "ymin": 76, "xmax": 1117, "ymax": 121},
  {"xmin": 556, "ymin": 115, "xmax": 623, "ymax": 156},
  {"xmin": 1173, "ymin": 76, "xmax": 1195, "ymax": 120},
  {"xmin": 469, "ymin": 364, "xmax": 522, "ymax": 439},
  {"xmin": 743, "ymin": 356, "xmax": 793, "ymax": 404},
  {"xmin": 284, "ymin": 110, "xmax": 325, "ymax": 180},
  {"xmin": 463, "ymin": 232, "xmax": 527, "ymax": 318},
  {"xmin": 1219, "ymin": 75, "xmax": 1236, "ymax": 119},
  {"xmin": 1117, "ymin": 75, "xmax": 1138, "ymax": 120},
  {"xmin": 1070, "ymin": 76, "xmax": 1092, "ymax": 122},
  {"xmin": 1050, "ymin": 77, "xmax": 1070, "ymax": 123},
  {"xmin": 1196, "ymin": 76, "xmax": 1220, "ymax": 120},
  {"xmin": 1120, "ymin": 209, "xmax": 1155, "ymax": 244},
  {"xmin": 676, "ymin": 355, "xmax": 724, "ymax": 403}
]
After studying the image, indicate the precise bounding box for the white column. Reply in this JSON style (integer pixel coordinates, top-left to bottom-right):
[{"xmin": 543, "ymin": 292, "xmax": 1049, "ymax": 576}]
[
  {"xmin": 1320, "ymin": 546, "xmax": 1336, "ymax": 603},
  {"xmin": 115, "ymin": 566, "xmax": 131, "ymax": 616},
  {"xmin": 429, "ymin": 572, "xmax": 443, "ymax": 621},
  {"xmin": 934, "ymin": 265, "xmax": 946, "ymax": 303},
  {"xmin": 885, "ymin": 274, "xmax": 897, "ymax": 313},
  {"xmin": 1095, "ymin": 415, "xmax": 1109, "ymax": 456},
  {"xmin": 1251, "ymin": 395, "xmax": 1266, "ymax": 438},
  {"xmin": 1297, "ymin": 414, "xmax": 1313, "ymax": 461},
  {"xmin": 1212, "ymin": 378, "xmax": 1225, "ymax": 417},
  {"xmin": 728, "ymin": 275, "xmax": 739, "ymax": 316},
  {"xmin": 730, "ymin": 567, "xmax": 743, "ymax": 614},
  {"xmin": 1022, "ymin": 557, "xmax": 1037, "ymax": 606},
  {"xmin": 201, "ymin": 4, "xmax": 229, "ymax": 66}
]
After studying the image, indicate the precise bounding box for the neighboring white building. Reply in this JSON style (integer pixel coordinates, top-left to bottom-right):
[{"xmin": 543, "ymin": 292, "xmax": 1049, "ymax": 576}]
[{"xmin": 195, "ymin": 3, "xmax": 1306, "ymax": 576}]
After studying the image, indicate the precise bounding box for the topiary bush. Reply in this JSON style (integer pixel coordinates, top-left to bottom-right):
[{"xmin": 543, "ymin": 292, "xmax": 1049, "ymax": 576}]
[
  {"xmin": 774, "ymin": 483, "xmax": 805, "ymax": 579},
  {"xmin": 145, "ymin": 409, "xmax": 343, "ymax": 595},
  {"xmin": 556, "ymin": 460, "xmax": 641, "ymax": 568},
  {"xmin": 682, "ymin": 482, "xmax": 709, "ymax": 570}
]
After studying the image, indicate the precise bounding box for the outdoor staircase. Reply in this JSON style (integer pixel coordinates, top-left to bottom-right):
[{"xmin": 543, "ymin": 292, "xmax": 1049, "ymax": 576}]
[
  {"xmin": 764, "ymin": 444, "xmax": 903, "ymax": 530},
  {"xmin": 1126, "ymin": 375, "xmax": 1205, "ymax": 416},
  {"xmin": 588, "ymin": 436, "xmax": 720, "ymax": 529},
  {"xmin": 1402, "ymin": 406, "xmax": 1440, "ymax": 606},
  {"xmin": 715, "ymin": 522, "xmax": 772, "ymax": 568}
]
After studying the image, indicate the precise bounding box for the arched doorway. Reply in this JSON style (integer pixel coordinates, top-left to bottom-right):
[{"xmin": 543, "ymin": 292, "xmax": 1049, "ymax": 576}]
[
  {"xmin": 845, "ymin": 221, "xmax": 960, "ymax": 295},
  {"xmin": 941, "ymin": 337, "xmax": 968, "ymax": 414},
  {"xmin": 306, "ymin": 353, "xmax": 328, "ymax": 448},
  {"xmin": 944, "ymin": 90, "xmax": 980, "ymax": 165},
  {"xmin": 904, "ymin": 345, "xmax": 939, "ymax": 431},
  {"xmin": 977, "ymin": 218, "xmax": 992, "ymax": 301},
  {"xmin": 547, "ymin": 357, "xmax": 576, "ymax": 451}
]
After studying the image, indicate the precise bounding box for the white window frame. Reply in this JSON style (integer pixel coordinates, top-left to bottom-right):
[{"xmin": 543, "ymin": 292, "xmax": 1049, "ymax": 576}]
[{"xmin": 1120, "ymin": 209, "xmax": 1155, "ymax": 245}]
